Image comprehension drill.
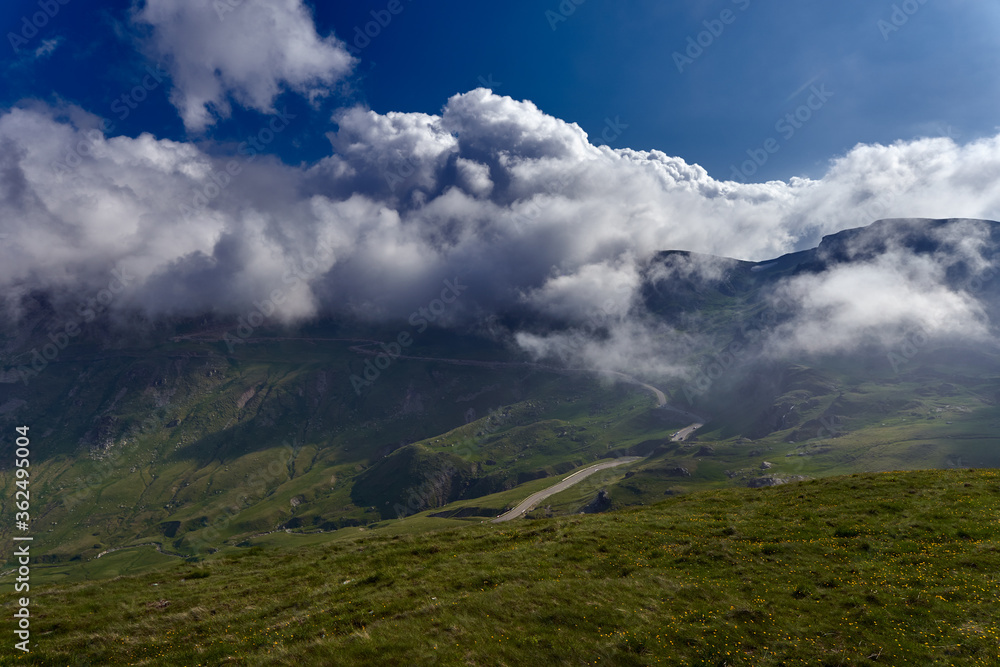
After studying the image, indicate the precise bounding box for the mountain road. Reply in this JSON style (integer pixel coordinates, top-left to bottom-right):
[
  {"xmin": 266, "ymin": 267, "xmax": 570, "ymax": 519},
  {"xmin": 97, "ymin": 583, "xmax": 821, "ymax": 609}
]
[{"xmin": 491, "ymin": 457, "xmax": 642, "ymax": 523}]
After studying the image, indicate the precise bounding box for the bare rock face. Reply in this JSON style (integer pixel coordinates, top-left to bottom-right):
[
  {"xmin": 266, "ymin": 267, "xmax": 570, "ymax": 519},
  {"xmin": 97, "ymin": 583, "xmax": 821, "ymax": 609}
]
[
  {"xmin": 760, "ymin": 461, "xmax": 773, "ymax": 470},
  {"xmin": 582, "ymin": 489, "xmax": 612, "ymax": 514},
  {"xmin": 747, "ymin": 475, "xmax": 809, "ymax": 488},
  {"xmin": 82, "ymin": 414, "xmax": 120, "ymax": 457}
]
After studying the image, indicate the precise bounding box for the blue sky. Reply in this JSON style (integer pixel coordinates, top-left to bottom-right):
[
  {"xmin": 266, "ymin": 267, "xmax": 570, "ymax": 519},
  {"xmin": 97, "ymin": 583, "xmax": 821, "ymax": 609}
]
[
  {"xmin": 2, "ymin": 0, "xmax": 1000, "ymax": 344},
  {"xmin": 2, "ymin": 0, "xmax": 998, "ymax": 181}
]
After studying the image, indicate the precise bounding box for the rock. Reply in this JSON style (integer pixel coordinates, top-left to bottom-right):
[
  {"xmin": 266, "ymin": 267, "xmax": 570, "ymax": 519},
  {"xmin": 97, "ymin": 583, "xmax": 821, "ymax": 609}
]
[
  {"xmin": 696, "ymin": 445, "xmax": 715, "ymax": 456},
  {"xmin": 748, "ymin": 475, "xmax": 809, "ymax": 488},
  {"xmin": 670, "ymin": 467, "xmax": 692, "ymax": 477},
  {"xmin": 760, "ymin": 461, "xmax": 773, "ymax": 470},
  {"xmin": 582, "ymin": 489, "xmax": 612, "ymax": 514},
  {"xmin": 748, "ymin": 476, "xmax": 783, "ymax": 488}
]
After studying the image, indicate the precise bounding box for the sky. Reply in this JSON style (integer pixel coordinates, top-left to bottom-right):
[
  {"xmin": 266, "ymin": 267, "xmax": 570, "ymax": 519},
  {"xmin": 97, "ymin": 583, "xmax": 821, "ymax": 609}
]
[
  {"xmin": 1, "ymin": 0, "xmax": 1000, "ymax": 378},
  {"xmin": 3, "ymin": 0, "xmax": 998, "ymax": 180}
]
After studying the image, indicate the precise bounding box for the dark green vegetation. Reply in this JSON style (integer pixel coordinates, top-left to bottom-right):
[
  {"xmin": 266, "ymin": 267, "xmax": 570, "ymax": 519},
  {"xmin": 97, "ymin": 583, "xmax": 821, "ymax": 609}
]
[
  {"xmin": 0, "ymin": 324, "xmax": 687, "ymax": 569},
  {"xmin": 2, "ymin": 219, "xmax": 1000, "ymax": 578},
  {"xmin": 1, "ymin": 217, "xmax": 999, "ymax": 664},
  {"xmin": 2, "ymin": 469, "xmax": 998, "ymax": 665},
  {"xmin": 3, "ymin": 321, "xmax": 998, "ymax": 577}
]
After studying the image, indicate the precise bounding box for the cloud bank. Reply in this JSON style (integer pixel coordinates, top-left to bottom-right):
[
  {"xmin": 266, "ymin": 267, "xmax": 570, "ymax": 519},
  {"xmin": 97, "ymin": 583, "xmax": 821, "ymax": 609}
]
[
  {"xmin": 761, "ymin": 218, "xmax": 996, "ymax": 356},
  {"xmin": 1, "ymin": 87, "xmax": 999, "ymax": 377}
]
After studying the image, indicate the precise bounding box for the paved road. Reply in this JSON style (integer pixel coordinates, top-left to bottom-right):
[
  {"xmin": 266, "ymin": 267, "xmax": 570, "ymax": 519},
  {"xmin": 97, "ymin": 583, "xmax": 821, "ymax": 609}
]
[
  {"xmin": 491, "ymin": 457, "xmax": 642, "ymax": 523},
  {"xmin": 170, "ymin": 334, "xmax": 696, "ymax": 418},
  {"xmin": 592, "ymin": 370, "xmax": 667, "ymax": 407},
  {"xmin": 349, "ymin": 344, "xmax": 677, "ymax": 412},
  {"xmin": 671, "ymin": 423, "xmax": 704, "ymax": 442}
]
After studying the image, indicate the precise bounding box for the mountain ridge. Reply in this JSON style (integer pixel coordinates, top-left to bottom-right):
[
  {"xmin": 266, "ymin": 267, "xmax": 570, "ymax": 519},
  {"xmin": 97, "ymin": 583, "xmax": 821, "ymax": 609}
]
[{"xmin": 1, "ymin": 217, "xmax": 999, "ymax": 575}]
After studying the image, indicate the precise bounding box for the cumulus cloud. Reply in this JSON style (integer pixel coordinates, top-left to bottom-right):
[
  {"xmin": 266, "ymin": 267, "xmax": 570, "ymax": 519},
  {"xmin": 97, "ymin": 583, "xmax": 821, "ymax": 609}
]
[
  {"xmin": 768, "ymin": 254, "xmax": 989, "ymax": 357},
  {"xmin": 134, "ymin": 0, "xmax": 355, "ymax": 131},
  {"xmin": 515, "ymin": 317, "xmax": 697, "ymax": 379},
  {"xmin": 1, "ymin": 89, "xmax": 999, "ymax": 380},
  {"xmin": 763, "ymin": 219, "xmax": 995, "ymax": 357}
]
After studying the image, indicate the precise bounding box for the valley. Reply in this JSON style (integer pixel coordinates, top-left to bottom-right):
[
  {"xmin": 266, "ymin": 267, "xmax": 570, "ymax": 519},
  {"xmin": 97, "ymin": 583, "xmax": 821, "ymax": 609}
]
[{"xmin": 0, "ymin": 220, "xmax": 999, "ymax": 666}]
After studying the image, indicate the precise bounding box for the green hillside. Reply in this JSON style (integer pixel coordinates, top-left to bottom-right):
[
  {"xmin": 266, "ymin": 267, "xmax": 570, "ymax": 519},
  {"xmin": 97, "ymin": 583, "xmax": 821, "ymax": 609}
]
[
  {"xmin": 3, "ymin": 317, "xmax": 1000, "ymax": 577},
  {"xmin": 2, "ymin": 219, "xmax": 1000, "ymax": 603},
  {"xmin": 0, "ymin": 326, "xmax": 691, "ymax": 568},
  {"xmin": 2, "ymin": 469, "xmax": 998, "ymax": 665}
]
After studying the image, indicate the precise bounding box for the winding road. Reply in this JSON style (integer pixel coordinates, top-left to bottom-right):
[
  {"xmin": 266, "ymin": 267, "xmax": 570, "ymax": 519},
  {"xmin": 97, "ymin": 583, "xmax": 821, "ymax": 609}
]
[
  {"xmin": 671, "ymin": 423, "xmax": 704, "ymax": 442},
  {"xmin": 491, "ymin": 457, "xmax": 642, "ymax": 523},
  {"xmin": 169, "ymin": 333, "xmax": 705, "ymax": 421}
]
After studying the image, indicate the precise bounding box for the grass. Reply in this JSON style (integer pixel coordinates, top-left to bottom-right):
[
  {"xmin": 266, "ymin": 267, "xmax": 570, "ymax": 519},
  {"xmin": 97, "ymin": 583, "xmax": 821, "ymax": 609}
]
[
  {"xmin": 4, "ymin": 322, "xmax": 999, "ymax": 573},
  {"xmin": 0, "ymin": 332, "xmax": 685, "ymax": 566},
  {"xmin": 3, "ymin": 468, "xmax": 999, "ymax": 665}
]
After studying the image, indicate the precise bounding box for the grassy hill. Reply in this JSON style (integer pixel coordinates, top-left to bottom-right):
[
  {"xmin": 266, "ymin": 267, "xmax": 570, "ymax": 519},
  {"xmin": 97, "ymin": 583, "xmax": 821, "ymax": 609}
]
[
  {"xmin": 2, "ymin": 218, "xmax": 1000, "ymax": 597},
  {"xmin": 0, "ymin": 325, "xmax": 692, "ymax": 567},
  {"xmin": 3, "ymin": 320, "xmax": 1000, "ymax": 574},
  {"xmin": 2, "ymin": 469, "xmax": 998, "ymax": 665}
]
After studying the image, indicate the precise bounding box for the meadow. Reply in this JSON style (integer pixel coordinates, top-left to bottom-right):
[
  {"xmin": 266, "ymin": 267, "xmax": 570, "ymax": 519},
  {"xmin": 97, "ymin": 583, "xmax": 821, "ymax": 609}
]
[{"xmin": 2, "ymin": 468, "xmax": 998, "ymax": 665}]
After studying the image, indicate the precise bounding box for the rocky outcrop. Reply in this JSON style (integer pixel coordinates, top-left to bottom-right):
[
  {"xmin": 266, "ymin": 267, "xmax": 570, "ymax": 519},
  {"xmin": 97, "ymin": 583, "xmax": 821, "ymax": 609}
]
[
  {"xmin": 581, "ymin": 489, "xmax": 612, "ymax": 514},
  {"xmin": 747, "ymin": 475, "xmax": 809, "ymax": 488}
]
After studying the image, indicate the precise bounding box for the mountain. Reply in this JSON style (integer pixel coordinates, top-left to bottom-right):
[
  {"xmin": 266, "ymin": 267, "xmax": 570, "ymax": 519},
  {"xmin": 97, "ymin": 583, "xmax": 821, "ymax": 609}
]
[{"xmin": 1, "ymin": 217, "xmax": 998, "ymax": 575}]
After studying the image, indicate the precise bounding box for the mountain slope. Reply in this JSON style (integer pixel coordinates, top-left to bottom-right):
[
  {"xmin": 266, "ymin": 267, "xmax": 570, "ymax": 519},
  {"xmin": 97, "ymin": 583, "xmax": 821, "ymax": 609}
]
[
  {"xmin": 1, "ymin": 218, "xmax": 999, "ymax": 571},
  {"xmin": 4, "ymin": 469, "xmax": 998, "ymax": 665}
]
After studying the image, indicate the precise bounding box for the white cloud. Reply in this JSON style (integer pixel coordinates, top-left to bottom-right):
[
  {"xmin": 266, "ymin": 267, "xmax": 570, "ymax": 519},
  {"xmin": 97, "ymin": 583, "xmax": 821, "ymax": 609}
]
[
  {"xmin": 454, "ymin": 158, "xmax": 493, "ymax": 198},
  {"xmin": 768, "ymin": 253, "xmax": 990, "ymax": 357},
  {"xmin": 135, "ymin": 0, "xmax": 355, "ymax": 131},
  {"xmin": 761, "ymin": 219, "xmax": 996, "ymax": 357},
  {"xmin": 1, "ymin": 90, "xmax": 999, "ymax": 380}
]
